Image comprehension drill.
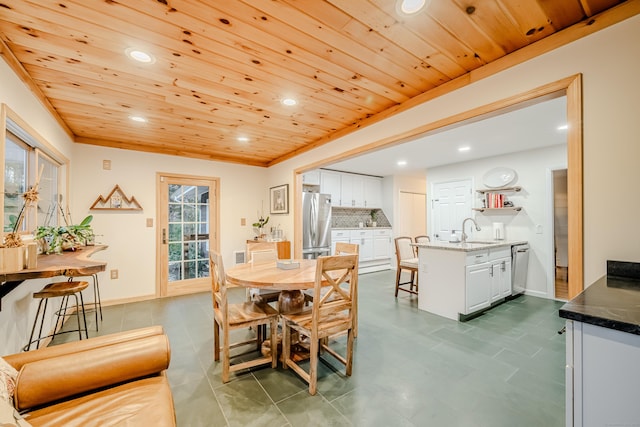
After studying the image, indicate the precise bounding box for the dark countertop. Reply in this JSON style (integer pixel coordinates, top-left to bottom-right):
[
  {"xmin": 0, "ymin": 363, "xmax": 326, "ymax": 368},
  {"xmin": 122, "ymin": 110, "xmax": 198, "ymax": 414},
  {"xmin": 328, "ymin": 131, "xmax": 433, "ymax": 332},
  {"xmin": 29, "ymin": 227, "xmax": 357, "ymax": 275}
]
[{"xmin": 559, "ymin": 262, "xmax": 640, "ymax": 335}]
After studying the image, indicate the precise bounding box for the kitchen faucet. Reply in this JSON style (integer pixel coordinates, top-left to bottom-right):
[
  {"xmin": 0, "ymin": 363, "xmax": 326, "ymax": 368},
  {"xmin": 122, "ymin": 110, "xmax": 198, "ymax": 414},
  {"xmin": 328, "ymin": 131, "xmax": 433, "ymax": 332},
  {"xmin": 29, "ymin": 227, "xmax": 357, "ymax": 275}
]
[{"xmin": 461, "ymin": 217, "xmax": 481, "ymax": 243}]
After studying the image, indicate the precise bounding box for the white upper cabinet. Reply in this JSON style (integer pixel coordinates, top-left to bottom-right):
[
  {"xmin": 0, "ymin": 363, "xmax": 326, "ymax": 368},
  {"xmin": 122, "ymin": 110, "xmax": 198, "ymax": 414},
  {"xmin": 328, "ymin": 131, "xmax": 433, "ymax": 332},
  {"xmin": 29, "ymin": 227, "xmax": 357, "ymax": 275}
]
[
  {"xmin": 320, "ymin": 170, "xmax": 342, "ymax": 206},
  {"xmin": 320, "ymin": 170, "xmax": 381, "ymax": 208},
  {"xmin": 302, "ymin": 170, "xmax": 320, "ymax": 185}
]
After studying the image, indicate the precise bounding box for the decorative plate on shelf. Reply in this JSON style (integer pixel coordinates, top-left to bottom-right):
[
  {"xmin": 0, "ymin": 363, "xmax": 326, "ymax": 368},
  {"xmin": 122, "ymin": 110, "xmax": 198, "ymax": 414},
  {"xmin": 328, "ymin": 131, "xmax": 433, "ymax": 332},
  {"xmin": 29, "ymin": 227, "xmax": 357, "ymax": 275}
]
[{"xmin": 482, "ymin": 167, "xmax": 517, "ymax": 188}]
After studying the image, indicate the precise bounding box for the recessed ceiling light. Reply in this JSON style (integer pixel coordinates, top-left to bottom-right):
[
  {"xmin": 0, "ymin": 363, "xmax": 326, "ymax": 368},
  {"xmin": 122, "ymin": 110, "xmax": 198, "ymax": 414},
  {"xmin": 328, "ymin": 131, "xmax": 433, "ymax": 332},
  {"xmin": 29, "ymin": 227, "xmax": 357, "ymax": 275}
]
[
  {"xmin": 397, "ymin": 160, "xmax": 407, "ymax": 166},
  {"xmin": 458, "ymin": 146, "xmax": 471, "ymax": 152},
  {"xmin": 398, "ymin": 0, "xmax": 428, "ymax": 15},
  {"xmin": 129, "ymin": 115, "xmax": 147, "ymax": 123},
  {"xmin": 557, "ymin": 124, "xmax": 569, "ymax": 131},
  {"xmin": 281, "ymin": 98, "xmax": 297, "ymax": 106},
  {"xmin": 237, "ymin": 136, "xmax": 249, "ymax": 142},
  {"xmin": 125, "ymin": 48, "xmax": 155, "ymax": 64}
]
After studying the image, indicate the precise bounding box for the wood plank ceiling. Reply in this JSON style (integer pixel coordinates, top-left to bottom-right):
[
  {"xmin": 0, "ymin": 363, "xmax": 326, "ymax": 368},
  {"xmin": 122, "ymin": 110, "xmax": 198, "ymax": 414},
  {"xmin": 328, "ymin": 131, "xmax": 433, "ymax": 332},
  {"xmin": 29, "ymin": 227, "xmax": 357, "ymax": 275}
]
[{"xmin": 0, "ymin": 0, "xmax": 630, "ymax": 167}]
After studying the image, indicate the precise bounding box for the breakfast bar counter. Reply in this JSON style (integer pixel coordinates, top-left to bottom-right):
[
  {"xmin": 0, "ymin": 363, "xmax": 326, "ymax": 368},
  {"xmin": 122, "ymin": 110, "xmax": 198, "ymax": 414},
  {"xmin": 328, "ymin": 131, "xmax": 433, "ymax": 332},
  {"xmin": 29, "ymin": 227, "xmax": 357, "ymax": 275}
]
[{"xmin": 0, "ymin": 245, "xmax": 107, "ymax": 308}]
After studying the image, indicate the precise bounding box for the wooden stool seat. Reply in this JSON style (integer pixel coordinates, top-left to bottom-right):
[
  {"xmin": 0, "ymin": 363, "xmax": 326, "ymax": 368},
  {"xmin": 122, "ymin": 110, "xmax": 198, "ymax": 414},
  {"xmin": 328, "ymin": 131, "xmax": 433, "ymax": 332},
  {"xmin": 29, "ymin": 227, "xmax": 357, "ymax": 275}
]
[
  {"xmin": 24, "ymin": 281, "xmax": 90, "ymax": 351},
  {"xmin": 34, "ymin": 281, "xmax": 89, "ymax": 298}
]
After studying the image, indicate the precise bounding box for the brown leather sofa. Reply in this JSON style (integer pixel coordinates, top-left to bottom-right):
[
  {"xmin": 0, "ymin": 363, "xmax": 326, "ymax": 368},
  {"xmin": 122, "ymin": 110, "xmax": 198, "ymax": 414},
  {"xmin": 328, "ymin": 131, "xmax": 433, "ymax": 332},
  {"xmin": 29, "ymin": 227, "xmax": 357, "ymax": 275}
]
[{"xmin": 4, "ymin": 326, "xmax": 176, "ymax": 427}]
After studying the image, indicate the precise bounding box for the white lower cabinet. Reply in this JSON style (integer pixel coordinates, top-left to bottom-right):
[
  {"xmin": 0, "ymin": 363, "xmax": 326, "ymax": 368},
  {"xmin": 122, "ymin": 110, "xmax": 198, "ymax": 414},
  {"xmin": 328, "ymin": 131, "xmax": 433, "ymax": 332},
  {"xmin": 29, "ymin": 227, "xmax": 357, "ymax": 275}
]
[
  {"xmin": 464, "ymin": 247, "xmax": 512, "ymax": 315},
  {"xmin": 373, "ymin": 228, "xmax": 391, "ymax": 259},
  {"xmin": 565, "ymin": 320, "xmax": 640, "ymax": 426},
  {"xmin": 466, "ymin": 262, "xmax": 491, "ymax": 313},
  {"xmin": 350, "ymin": 229, "xmax": 373, "ymax": 261},
  {"xmin": 331, "ymin": 228, "xmax": 391, "ymax": 272}
]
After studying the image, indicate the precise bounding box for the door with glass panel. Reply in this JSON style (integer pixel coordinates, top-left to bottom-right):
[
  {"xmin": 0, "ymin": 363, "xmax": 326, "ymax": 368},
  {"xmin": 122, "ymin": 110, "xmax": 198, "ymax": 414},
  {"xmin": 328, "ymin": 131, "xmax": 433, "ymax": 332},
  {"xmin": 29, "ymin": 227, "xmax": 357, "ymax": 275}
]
[{"xmin": 158, "ymin": 174, "xmax": 219, "ymax": 297}]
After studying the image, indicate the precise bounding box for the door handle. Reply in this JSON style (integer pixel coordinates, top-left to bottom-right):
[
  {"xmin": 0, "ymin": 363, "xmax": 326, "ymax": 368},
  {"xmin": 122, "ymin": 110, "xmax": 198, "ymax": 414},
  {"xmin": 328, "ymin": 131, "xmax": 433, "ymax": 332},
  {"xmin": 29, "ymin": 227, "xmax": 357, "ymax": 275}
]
[{"xmin": 162, "ymin": 228, "xmax": 167, "ymax": 244}]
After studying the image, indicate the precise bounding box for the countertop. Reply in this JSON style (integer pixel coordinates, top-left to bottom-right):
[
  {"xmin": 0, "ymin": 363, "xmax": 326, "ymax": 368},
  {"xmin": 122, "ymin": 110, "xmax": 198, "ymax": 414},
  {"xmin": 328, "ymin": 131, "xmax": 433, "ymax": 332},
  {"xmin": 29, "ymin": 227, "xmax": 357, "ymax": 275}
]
[
  {"xmin": 559, "ymin": 262, "xmax": 640, "ymax": 335},
  {"xmin": 332, "ymin": 227, "xmax": 391, "ymax": 230},
  {"xmin": 413, "ymin": 240, "xmax": 527, "ymax": 252}
]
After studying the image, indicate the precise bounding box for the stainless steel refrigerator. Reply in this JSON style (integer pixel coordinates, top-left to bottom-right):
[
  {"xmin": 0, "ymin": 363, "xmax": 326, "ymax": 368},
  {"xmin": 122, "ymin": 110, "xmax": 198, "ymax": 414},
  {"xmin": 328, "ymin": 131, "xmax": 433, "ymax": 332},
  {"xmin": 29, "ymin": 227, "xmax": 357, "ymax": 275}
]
[{"xmin": 302, "ymin": 192, "xmax": 332, "ymax": 259}]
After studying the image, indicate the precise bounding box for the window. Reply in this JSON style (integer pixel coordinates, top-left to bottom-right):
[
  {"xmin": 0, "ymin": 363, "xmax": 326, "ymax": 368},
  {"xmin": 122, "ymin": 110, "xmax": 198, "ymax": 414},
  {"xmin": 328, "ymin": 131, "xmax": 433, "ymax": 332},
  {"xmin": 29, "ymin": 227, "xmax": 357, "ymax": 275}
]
[{"xmin": 2, "ymin": 106, "xmax": 67, "ymax": 234}]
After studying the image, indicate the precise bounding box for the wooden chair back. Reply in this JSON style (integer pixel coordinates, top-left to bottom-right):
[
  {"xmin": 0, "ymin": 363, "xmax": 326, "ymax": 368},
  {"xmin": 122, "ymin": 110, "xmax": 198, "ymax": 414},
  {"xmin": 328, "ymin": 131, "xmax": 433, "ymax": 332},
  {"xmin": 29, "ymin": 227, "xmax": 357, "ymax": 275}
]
[
  {"xmin": 247, "ymin": 241, "xmax": 278, "ymax": 263},
  {"xmin": 209, "ymin": 251, "xmax": 227, "ymax": 319},
  {"xmin": 311, "ymin": 254, "xmax": 359, "ymax": 332},
  {"xmin": 334, "ymin": 242, "xmax": 359, "ymax": 255},
  {"xmin": 395, "ymin": 237, "xmax": 415, "ymax": 263},
  {"xmin": 413, "ymin": 235, "xmax": 430, "ymax": 256}
]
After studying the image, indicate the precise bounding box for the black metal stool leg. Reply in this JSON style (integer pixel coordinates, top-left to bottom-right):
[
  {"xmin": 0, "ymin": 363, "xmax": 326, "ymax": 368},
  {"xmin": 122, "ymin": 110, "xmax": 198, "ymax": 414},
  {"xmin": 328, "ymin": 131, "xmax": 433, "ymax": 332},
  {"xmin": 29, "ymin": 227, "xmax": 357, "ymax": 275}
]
[
  {"xmin": 78, "ymin": 291, "xmax": 89, "ymax": 339},
  {"xmin": 25, "ymin": 299, "xmax": 45, "ymax": 351},
  {"xmin": 94, "ymin": 273, "xmax": 103, "ymax": 323}
]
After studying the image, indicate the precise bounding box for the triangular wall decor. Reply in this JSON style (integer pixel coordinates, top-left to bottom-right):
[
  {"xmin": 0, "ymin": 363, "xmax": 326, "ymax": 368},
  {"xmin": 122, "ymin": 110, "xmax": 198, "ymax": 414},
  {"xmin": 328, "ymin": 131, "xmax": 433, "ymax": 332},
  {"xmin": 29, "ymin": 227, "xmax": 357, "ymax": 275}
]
[{"xmin": 90, "ymin": 185, "xmax": 143, "ymax": 211}]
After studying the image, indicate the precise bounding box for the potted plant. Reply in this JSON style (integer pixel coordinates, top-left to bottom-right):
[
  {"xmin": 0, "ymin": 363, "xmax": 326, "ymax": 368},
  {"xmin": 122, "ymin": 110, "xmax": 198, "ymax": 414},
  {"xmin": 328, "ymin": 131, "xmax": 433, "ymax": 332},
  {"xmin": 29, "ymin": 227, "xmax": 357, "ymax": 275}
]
[
  {"xmin": 252, "ymin": 215, "xmax": 269, "ymax": 239},
  {"xmin": 35, "ymin": 215, "xmax": 94, "ymax": 254}
]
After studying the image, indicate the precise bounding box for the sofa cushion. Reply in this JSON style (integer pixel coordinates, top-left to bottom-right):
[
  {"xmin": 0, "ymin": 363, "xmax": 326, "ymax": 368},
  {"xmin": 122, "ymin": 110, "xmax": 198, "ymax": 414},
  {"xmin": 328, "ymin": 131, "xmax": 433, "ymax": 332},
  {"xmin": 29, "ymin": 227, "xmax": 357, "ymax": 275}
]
[
  {"xmin": 0, "ymin": 357, "xmax": 18, "ymax": 404},
  {"xmin": 23, "ymin": 376, "xmax": 175, "ymax": 427}
]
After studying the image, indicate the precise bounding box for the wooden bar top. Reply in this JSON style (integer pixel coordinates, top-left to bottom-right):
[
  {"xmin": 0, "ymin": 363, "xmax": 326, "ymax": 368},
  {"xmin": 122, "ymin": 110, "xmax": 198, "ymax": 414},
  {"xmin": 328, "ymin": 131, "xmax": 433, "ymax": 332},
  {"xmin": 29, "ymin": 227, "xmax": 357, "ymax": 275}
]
[{"xmin": 1, "ymin": 245, "xmax": 108, "ymax": 282}]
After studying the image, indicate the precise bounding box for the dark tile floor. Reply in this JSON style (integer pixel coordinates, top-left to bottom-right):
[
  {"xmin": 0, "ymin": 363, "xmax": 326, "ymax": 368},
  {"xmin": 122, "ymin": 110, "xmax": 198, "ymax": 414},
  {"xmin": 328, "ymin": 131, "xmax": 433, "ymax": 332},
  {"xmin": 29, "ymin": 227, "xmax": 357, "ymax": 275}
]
[{"xmin": 54, "ymin": 270, "xmax": 566, "ymax": 426}]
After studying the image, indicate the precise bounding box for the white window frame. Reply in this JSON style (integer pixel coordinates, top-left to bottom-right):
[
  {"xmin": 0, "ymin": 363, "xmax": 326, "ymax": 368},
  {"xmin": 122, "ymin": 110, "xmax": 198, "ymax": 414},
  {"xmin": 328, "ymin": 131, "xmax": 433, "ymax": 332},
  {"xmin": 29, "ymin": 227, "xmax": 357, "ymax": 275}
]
[{"xmin": 1, "ymin": 104, "xmax": 69, "ymax": 237}]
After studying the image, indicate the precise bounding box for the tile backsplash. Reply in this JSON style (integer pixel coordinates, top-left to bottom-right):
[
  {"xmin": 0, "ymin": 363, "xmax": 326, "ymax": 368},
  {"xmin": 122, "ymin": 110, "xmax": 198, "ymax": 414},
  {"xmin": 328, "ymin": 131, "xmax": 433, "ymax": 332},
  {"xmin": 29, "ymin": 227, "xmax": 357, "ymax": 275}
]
[{"xmin": 332, "ymin": 207, "xmax": 391, "ymax": 228}]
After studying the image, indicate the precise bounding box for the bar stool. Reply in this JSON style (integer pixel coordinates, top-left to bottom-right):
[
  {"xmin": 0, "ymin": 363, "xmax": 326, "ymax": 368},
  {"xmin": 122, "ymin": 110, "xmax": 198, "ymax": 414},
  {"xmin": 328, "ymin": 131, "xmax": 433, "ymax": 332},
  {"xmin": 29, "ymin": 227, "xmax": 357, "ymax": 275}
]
[
  {"xmin": 65, "ymin": 272, "xmax": 102, "ymax": 331},
  {"xmin": 24, "ymin": 281, "xmax": 89, "ymax": 351}
]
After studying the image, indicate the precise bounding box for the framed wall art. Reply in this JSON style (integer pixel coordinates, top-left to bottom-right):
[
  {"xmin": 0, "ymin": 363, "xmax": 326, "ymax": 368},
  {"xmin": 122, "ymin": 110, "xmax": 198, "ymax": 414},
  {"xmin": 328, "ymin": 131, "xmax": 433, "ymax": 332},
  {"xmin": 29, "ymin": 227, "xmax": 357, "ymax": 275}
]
[{"xmin": 270, "ymin": 184, "xmax": 288, "ymax": 214}]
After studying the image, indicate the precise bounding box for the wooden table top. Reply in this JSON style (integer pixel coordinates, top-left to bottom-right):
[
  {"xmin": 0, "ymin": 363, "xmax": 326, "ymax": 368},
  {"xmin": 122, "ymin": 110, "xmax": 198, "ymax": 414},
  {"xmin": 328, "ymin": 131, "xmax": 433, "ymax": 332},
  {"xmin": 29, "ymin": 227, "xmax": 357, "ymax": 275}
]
[
  {"xmin": 1, "ymin": 245, "xmax": 108, "ymax": 282},
  {"xmin": 226, "ymin": 259, "xmax": 318, "ymax": 291}
]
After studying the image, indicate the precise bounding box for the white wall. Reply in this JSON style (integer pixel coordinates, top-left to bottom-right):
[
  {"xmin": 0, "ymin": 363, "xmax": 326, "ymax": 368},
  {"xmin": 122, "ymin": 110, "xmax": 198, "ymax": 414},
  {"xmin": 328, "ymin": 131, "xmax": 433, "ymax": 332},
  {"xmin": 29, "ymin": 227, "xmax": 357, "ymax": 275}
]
[
  {"xmin": 426, "ymin": 145, "xmax": 566, "ymax": 298},
  {"xmin": 70, "ymin": 144, "xmax": 269, "ymax": 302}
]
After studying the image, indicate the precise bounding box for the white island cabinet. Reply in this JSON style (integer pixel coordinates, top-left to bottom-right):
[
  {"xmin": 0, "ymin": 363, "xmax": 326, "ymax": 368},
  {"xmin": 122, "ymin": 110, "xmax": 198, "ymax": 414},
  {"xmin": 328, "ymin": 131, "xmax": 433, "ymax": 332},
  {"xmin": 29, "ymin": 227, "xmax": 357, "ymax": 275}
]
[
  {"xmin": 559, "ymin": 267, "xmax": 640, "ymax": 427},
  {"xmin": 416, "ymin": 241, "xmax": 521, "ymax": 321}
]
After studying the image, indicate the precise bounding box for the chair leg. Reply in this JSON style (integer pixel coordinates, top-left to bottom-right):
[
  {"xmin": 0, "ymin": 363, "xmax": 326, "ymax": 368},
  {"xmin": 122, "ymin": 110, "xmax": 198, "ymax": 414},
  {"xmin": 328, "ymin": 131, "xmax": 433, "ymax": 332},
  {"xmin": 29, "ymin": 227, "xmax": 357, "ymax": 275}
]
[
  {"xmin": 308, "ymin": 335, "xmax": 319, "ymax": 395},
  {"xmin": 213, "ymin": 319, "xmax": 220, "ymax": 362},
  {"xmin": 270, "ymin": 317, "xmax": 277, "ymax": 368},
  {"xmin": 222, "ymin": 326, "xmax": 230, "ymax": 383},
  {"xmin": 282, "ymin": 322, "xmax": 290, "ymax": 369},
  {"xmin": 346, "ymin": 329, "xmax": 354, "ymax": 376},
  {"xmin": 395, "ymin": 268, "xmax": 402, "ymax": 297}
]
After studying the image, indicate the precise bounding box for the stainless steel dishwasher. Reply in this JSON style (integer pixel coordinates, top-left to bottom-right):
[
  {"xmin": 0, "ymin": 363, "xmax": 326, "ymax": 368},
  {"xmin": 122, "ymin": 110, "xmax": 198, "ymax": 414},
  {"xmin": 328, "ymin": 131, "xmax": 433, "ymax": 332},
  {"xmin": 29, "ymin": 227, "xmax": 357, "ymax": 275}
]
[{"xmin": 511, "ymin": 243, "xmax": 530, "ymax": 295}]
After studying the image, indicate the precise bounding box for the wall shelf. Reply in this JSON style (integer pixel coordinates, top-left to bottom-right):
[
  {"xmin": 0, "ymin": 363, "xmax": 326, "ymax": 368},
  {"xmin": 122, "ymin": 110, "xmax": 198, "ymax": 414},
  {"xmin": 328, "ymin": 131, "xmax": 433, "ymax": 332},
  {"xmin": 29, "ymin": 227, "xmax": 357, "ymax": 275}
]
[
  {"xmin": 476, "ymin": 186, "xmax": 521, "ymax": 194},
  {"xmin": 473, "ymin": 207, "xmax": 522, "ymax": 213},
  {"xmin": 90, "ymin": 185, "xmax": 142, "ymax": 211}
]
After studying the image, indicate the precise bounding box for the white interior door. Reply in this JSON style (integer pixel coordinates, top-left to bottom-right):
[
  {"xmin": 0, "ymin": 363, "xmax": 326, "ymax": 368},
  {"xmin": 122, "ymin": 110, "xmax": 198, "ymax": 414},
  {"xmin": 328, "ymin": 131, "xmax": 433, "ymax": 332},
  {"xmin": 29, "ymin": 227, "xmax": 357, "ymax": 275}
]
[
  {"xmin": 431, "ymin": 179, "xmax": 472, "ymax": 241},
  {"xmin": 398, "ymin": 191, "xmax": 426, "ymax": 237}
]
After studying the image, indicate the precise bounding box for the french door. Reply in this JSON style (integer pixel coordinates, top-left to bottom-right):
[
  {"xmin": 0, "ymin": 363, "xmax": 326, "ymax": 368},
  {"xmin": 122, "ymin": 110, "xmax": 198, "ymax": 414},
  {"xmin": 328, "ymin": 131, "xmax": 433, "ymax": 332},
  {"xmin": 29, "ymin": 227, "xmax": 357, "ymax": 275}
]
[{"xmin": 157, "ymin": 173, "xmax": 219, "ymax": 297}]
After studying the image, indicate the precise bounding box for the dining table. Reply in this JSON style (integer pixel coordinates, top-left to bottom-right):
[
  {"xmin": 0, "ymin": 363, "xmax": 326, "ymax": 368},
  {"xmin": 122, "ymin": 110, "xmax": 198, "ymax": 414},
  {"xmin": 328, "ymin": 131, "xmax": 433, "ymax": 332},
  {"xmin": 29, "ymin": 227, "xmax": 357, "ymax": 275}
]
[{"xmin": 225, "ymin": 259, "xmax": 319, "ymax": 314}]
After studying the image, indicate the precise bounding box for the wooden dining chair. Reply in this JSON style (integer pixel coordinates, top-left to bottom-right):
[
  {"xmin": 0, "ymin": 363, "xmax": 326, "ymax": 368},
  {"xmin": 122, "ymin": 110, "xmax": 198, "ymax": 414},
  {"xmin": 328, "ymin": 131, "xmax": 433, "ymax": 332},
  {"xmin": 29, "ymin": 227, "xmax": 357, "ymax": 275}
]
[
  {"xmin": 281, "ymin": 254, "xmax": 358, "ymax": 395},
  {"xmin": 394, "ymin": 237, "xmax": 419, "ymax": 297},
  {"xmin": 246, "ymin": 242, "xmax": 281, "ymax": 304},
  {"xmin": 209, "ymin": 250, "xmax": 278, "ymax": 383}
]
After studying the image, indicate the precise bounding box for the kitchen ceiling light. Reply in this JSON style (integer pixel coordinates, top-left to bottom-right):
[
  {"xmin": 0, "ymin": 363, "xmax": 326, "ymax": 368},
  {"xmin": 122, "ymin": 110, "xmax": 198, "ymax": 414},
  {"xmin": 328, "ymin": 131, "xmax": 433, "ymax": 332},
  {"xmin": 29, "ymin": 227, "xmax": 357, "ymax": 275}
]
[
  {"xmin": 398, "ymin": 0, "xmax": 428, "ymax": 15},
  {"xmin": 458, "ymin": 146, "xmax": 471, "ymax": 152},
  {"xmin": 125, "ymin": 48, "xmax": 155, "ymax": 64},
  {"xmin": 397, "ymin": 160, "xmax": 407, "ymax": 166},
  {"xmin": 557, "ymin": 124, "xmax": 569, "ymax": 130},
  {"xmin": 129, "ymin": 115, "xmax": 147, "ymax": 123},
  {"xmin": 281, "ymin": 98, "xmax": 297, "ymax": 106}
]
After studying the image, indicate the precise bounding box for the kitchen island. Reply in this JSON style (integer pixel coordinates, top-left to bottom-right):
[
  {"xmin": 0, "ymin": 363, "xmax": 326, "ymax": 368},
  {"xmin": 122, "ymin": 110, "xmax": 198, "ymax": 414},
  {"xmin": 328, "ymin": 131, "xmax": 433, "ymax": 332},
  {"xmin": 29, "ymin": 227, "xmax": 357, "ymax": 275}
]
[
  {"xmin": 559, "ymin": 260, "xmax": 640, "ymax": 426},
  {"xmin": 414, "ymin": 240, "xmax": 526, "ymax": 321}
]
